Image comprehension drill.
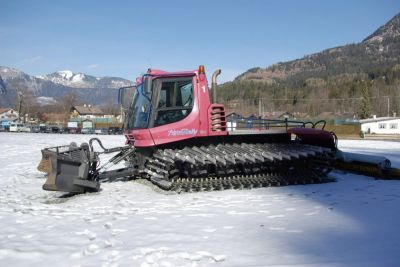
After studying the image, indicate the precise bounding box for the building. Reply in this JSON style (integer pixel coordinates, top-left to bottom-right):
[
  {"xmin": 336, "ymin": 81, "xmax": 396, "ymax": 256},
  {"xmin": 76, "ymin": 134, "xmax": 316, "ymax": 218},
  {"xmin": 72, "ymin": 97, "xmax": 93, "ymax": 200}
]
[
  {"xmin": 0, "ymin": 108, "xmax": 19, "ymax": 130},
  {"xmin": 70, "ymin": 104, "xmax": 104, "ymax": 119},
  {"xmin": 0, "ymin": 108, "xmax": 19, "ymax": 121},
  {"xmin": 43, "ymin": 113, "xmax": 69, "ymax": 125},
  {"xmin": 360, "ymin": 116, "xmax": 400, "ymax": 134},
  {"xmin": 69, "ymin": 117, "xmax": 120, "ymax": 129},
  {"xmin": 69, "ymin": 105, "xmax": 121, "ymax": 129}
]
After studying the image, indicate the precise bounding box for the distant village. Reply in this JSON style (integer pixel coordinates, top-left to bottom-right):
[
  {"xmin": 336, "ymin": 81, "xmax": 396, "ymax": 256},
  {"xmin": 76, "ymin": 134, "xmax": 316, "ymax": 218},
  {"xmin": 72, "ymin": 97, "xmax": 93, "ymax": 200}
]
[
  {"xmin": 1, "ymin": 103, "xmax": 400, "ymax": 138},
  {"xmin": 0, "ymin": 104, "xmax": 123, "ymax": 134}
]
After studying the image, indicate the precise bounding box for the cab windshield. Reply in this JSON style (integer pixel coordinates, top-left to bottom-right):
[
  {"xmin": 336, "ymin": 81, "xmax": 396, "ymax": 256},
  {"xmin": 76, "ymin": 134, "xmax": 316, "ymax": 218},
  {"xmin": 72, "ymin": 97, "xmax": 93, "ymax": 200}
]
[{"xmin": 125, "ymin": 76, "xmax": 152, "ymax": 129}]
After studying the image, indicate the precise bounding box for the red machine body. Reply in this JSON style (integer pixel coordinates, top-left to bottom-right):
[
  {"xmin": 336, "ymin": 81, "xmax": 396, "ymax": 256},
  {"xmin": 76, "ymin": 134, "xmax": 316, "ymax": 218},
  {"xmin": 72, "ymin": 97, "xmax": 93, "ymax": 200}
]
[
  {"xmin": 124, "ymin": 66, "xmax": 336, "ymax": 150},
  {"xmin": 125, "ymin": 67, "xmax": 228, "ymax": 148}
]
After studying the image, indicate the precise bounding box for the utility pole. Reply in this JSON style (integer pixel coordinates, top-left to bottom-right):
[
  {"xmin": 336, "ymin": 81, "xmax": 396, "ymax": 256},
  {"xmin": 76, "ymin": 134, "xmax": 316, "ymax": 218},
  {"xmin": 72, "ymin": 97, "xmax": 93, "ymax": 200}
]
[
  {"xmin": 121, "ymin": 105, "xmax": 124, "ymax": 123},
  {"xmin": 387, "ymin": 96, "xmax": 390, "ymax": 117},
  {"xmin": 17, "ymin": 91, "xmax": 23, "ymax": 122}
]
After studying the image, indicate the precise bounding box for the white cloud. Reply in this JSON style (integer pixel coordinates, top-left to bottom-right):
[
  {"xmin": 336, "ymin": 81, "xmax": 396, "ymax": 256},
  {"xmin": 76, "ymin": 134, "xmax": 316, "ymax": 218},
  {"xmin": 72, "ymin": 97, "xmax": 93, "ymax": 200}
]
[{"xmin": 87, "ymin": 64, "xmax": 99, "ymax": 69}]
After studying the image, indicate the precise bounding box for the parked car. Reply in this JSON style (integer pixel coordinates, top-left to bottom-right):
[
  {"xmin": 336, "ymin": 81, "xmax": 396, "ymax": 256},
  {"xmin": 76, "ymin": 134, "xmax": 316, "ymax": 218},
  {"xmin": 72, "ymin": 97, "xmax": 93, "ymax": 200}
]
[
  {"xmin": 31, "ymin": 126, "xmax": 41, "ymax": 133},
  {"xmin": 1, "ymin": 124, "xmax": 10, "ymax": 131},
  {"xmin": 39, "ymin": 125, "xmax": 47, "ymax": 133},
  {"xmin": 81, "ymin": 128, "xmax": 95, "ymax": 134},
  {"xmin": 51, "ymin": 126, "xmax": 60, "ymax": 133},
  {"xmin": 21, "ymin": 125, "xmax": 31, "ymax": 132},
  {"xmin": 59, "ymin": 127, "xmax": 70, "ymax": 134},
  {"xmin": 69, "ymin": 128, "xmax": 81, "ymax": 134},
  {"xmin": 108, "ymin": 127, "xmax": 123, "ymax": 135},
  {"xmin": 95, "ymin": 128, "xmax": 108, "ymax": 135},
  {"xmin": 9, "ymin": 123, "xmax": 24, "ymax": 132}
]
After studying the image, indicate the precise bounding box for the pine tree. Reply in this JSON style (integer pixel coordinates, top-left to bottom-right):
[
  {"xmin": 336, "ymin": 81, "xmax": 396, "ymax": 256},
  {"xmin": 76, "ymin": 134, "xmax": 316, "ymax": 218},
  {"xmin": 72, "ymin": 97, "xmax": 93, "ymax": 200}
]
[{"xmin": 359, "ymin": 85, "xmax": 372, "ymax": 119}]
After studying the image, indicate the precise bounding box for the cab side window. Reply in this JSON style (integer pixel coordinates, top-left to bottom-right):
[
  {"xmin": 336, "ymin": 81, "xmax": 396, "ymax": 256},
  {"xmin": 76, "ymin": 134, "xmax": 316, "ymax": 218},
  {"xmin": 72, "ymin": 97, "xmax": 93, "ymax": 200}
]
[{"xmin": 154, "ymin": 78, "xmax": 193, "ymax": 127}]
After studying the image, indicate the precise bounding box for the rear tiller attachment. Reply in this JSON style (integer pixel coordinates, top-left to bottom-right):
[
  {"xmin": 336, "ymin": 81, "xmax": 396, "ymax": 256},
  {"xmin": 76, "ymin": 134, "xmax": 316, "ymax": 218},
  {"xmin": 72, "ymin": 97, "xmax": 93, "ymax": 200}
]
[{"xmin": 335, "ymin": 150, "xmax": 400, "ymax": 179}]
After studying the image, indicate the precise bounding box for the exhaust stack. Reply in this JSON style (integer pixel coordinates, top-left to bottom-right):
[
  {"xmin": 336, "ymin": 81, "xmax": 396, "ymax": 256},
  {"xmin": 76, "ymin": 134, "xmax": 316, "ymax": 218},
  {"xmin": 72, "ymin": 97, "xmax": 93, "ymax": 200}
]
[{"xmin": 211, "ymin": 69, "xmax": 221, "ymax": 103}]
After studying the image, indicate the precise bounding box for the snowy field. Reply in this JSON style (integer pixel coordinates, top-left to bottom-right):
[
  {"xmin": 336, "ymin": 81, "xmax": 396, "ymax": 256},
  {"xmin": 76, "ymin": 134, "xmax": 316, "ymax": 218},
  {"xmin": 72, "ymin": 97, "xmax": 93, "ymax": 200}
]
[{"xmin": 0, "ymin": 132, "xmax": 399, "ymax": 267}]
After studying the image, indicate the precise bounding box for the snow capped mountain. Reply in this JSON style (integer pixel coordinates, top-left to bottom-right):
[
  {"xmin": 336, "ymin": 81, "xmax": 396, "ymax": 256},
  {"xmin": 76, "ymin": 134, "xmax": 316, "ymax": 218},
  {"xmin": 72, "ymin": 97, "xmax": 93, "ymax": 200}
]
[
  {"xmin": 39, "ymin": 70, "xmax": 131, "ymax": 89},
  {"xmin": 0, "ymin": 66, "xmax": 133, "ymax": 107},
  {"xmin": 38, "ymin": 70, "xmax": 85, "ymax": 86},
  {"xmin": 0, "ymin": 66, "xmax": 43, "ymax": 94},
  {"xmin": 1, "ymin": 66, "xmax": 30, "ymax": 79},
  {"xmin": 58, "ymin": 70, "xmax": 74, "ymax": 79}
]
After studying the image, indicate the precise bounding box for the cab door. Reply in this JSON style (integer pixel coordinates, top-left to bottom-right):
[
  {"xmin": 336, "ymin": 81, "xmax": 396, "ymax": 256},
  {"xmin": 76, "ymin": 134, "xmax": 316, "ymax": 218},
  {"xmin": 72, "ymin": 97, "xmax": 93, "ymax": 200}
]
[{"xmin": 149, "ymin": 76, "xmax": 200, "ymax": 145}]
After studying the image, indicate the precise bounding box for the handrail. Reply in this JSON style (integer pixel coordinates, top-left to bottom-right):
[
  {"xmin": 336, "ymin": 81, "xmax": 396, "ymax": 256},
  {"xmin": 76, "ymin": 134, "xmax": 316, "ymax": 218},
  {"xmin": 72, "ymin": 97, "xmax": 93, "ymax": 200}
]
[
  {"xmin": 226, "ymin": 116, "xmax": 327, "ymax": 132},
  {"xmin": 313, "ymin": 120, "xmax": 326, "ymax": 130}
]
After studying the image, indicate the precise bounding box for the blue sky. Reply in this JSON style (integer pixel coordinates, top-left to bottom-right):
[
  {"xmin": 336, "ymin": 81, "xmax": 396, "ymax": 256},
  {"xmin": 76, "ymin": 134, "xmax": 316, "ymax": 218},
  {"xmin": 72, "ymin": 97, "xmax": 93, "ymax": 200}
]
[{"xmin": 1, "ymin": 0, "xmax": 399, "ymax": 82}]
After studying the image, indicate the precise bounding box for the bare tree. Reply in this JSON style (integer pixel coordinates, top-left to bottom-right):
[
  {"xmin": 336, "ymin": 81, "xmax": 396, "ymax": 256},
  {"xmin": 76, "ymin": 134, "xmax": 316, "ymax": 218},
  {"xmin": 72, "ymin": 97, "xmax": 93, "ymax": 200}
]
[
  {"xmin": 13, "ymin": 82, "xmax": 38, "ymax": 122},
  {"xmin": 59, "ymin": 92, "xmax": 77, "ymax": 123},
  {"xmin": 104, "ymin": 100, "xmax": 120, "ymax": 116}
]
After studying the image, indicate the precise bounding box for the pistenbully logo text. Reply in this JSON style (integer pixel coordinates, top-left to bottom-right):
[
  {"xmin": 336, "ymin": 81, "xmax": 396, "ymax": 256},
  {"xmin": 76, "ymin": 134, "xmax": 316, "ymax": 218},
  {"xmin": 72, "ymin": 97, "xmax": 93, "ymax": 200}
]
[{"xmin": 167, "ymin": 128, "xmax": 198, "ymax": 136}]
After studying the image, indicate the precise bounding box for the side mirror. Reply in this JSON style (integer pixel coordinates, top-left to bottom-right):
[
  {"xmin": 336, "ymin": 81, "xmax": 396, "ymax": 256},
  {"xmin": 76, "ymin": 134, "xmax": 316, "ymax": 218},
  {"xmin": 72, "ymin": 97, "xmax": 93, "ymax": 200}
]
[
  {"xmin": 118, "ymin": 87, "xmax": 123, "ymax": 105},
  {"xmin": 118, "ymin": 86, "xmax": 136, "ymax": 109},
  {"xmin": 143, "ymin": 76, "xmax": 152, "ymax": 96}
]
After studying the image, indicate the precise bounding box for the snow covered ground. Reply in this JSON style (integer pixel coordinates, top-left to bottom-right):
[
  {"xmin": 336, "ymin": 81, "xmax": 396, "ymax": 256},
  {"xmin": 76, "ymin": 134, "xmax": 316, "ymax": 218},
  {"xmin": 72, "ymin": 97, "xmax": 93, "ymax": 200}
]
[{"xmin": 0, "ymin": 133, "xmax": 399, "ymax": 267}]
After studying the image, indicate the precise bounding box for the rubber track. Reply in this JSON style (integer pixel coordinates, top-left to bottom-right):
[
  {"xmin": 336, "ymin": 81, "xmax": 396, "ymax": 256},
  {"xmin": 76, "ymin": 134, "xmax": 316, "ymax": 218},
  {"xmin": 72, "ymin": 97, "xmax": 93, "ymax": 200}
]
[{"xmin": 144, "ymin": 143, "xmax": 335, "ymax": 192}]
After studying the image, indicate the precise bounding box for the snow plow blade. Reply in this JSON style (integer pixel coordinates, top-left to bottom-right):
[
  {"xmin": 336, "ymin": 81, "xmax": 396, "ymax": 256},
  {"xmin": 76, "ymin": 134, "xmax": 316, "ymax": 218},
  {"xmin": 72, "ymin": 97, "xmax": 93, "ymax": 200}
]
[
  {"xmin": 335, "ymin": 151, "xmax": 400, "ymax": 180},
  {"xmin": 38, "ymin": 138, "xmax": 137, "ymax": 194},
  {"xmin": 38, "ymin": 149, "xmax": 52, "ymax": 173},
  {"xmin": 39, "ymin": 143, "xmax": 100, "ymax": 193}
]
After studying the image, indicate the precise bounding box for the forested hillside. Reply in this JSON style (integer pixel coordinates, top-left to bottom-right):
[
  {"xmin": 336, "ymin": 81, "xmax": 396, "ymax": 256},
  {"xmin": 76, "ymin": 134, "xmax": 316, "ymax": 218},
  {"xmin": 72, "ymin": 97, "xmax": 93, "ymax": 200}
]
[{"xmin": 218, "ymin": 13, "xmax": 400, "ymax": 119}]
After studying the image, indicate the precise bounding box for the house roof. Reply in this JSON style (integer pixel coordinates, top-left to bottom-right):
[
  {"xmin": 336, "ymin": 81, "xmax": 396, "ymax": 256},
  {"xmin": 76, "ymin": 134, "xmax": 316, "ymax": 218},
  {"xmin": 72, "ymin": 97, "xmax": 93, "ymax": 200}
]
[
  {"xmin": 359, "ymin": 117, "xmax": 400, "ymax": 124},
  {"xmin": 45, "ymin": 113, "xmax": 68, "ymax": 121},
  {"xmin": 0, "ymin": 108, "xmax": 11, "ymax": 114},
  {"xmin": 0, "ymin": 118, "xmax": 17, "ymax": 123},
  {"xmin": 72, "ymin": 105, "xmax": 104, "ymax": 115},
  {"xmin": 70, "ymin": 117, "xmax": 118, "ymax": 123}
]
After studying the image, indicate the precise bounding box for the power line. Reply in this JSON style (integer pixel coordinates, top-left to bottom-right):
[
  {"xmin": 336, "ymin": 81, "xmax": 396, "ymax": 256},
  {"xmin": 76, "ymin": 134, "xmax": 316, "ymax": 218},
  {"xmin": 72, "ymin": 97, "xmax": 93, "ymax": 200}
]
[{"xmin": 253, "ymin": 95, "xmax": 399, "ymax": 102}]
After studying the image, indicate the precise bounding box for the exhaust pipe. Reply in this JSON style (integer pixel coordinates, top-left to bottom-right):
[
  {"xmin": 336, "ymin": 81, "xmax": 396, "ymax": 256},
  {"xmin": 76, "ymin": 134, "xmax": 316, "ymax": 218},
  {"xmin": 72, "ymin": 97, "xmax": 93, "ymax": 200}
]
[{"xmin": 211, "ymin": 69, "xmax": 221, "ymax": 103}]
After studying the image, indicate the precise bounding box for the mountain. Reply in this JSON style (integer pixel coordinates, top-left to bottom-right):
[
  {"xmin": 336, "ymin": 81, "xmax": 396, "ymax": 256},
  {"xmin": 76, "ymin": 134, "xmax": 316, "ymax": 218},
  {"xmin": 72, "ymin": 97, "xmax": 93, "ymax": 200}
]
[
  {"xmin": 363, "ymin": 12, "xmax": 400, "ymax": 42},
  {"xmin": 38, "ymin": 70, "xmax": 130, "ymax": 89},
  {"xmin": 0, "ymin": 75, "xmax": 6, "ymax": 94},
  {"xmin": 0, "ymin": 66, "xmax": 133, "ymax": 108},
  {"xmin": 235, "ymin": 13, "xmax": 400, "ymax": 84},
  {"xmin": 219, "ymin": 13, "xmax": 400, "ymax": 118}
]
